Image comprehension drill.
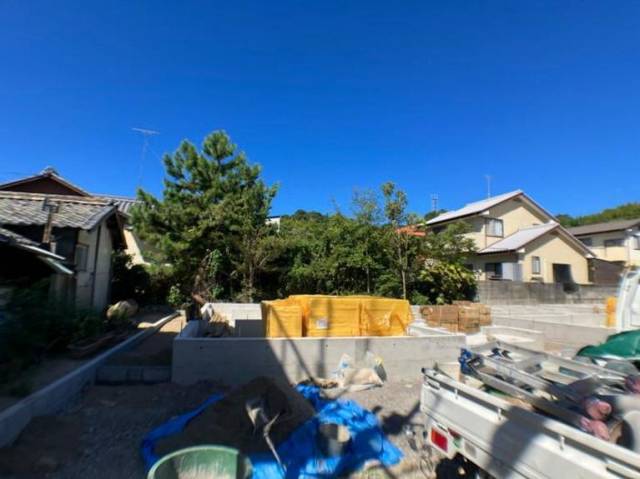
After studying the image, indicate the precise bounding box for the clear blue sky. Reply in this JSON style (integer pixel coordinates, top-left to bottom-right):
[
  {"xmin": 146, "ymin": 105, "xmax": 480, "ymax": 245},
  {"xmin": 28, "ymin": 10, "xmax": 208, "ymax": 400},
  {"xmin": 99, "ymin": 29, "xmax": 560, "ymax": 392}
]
[{"xmin": 1, "ymin": 1, "xmax": 638, "ymax": 216}]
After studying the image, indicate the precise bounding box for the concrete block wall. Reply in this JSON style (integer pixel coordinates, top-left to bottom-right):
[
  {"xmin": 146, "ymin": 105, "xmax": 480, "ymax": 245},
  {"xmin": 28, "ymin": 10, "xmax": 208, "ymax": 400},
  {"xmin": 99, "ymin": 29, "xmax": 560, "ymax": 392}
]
[
  {"xmin": 477, "ymin": 281, "xmax": 618, "ymax": 305},
  {"xmin": 172, "ymin": 334, "xmax": 465, "ymax": 385},
  {"xmin": 211, "ymin": 302, "xmax": 261, "ymax": 321}
]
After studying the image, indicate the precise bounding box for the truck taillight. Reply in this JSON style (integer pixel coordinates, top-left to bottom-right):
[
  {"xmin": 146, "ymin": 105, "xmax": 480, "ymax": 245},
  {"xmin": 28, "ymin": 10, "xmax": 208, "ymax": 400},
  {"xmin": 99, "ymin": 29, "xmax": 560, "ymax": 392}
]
[{"xmin": 430, "ymin": 427, "xmax": 449, "ymax": 452}]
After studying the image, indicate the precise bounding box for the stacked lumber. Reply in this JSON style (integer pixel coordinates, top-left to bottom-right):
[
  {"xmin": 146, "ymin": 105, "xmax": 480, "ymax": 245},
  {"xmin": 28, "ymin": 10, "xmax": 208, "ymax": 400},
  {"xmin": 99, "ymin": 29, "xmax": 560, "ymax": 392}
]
[
  {"xmin": 458, "ymin": 306, "xmax": 480, "ymax": 334},
  {"xmin": 420, "ymin": 305, "xmax": 458, "ymax": 331},
  {"xmin": 419, "ymin": 303, "xmax": 492, "ymax": 333}
]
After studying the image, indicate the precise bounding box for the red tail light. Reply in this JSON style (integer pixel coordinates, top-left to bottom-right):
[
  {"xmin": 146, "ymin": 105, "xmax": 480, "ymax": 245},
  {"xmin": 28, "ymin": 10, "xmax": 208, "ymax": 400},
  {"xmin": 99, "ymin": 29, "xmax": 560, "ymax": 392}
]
[{"xmin": 430, "ymin": 427, "xmax": 449, "ymax": 452}]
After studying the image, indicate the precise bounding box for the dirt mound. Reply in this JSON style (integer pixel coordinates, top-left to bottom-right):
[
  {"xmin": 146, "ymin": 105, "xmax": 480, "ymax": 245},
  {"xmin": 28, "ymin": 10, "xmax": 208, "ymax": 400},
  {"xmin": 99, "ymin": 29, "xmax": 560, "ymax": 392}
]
[{"xmin": 156, "ymin": 376, "xmax": 315, "ymax": 456}]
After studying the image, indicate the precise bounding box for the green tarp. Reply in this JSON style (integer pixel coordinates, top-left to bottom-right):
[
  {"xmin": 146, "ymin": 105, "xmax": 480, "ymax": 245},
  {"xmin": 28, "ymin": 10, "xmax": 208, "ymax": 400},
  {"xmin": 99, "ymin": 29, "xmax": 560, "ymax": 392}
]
[{"xmin": 577, "ymin": 330, "xmax": 640, "ymax": 360}]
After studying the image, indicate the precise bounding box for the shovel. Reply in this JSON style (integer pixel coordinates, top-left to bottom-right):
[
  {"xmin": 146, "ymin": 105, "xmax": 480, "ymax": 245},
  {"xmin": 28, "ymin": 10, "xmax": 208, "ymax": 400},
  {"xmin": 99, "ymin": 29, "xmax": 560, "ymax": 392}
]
[{"xmin": 245, "ymin": 397, "xmax": 286, "ymax": 473}]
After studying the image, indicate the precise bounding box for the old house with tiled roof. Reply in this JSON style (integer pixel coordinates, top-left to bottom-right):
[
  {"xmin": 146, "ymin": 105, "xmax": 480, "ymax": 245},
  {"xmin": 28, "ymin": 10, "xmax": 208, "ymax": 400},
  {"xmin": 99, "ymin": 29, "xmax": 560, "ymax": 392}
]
[{"xmin": 0, "ymin": 168, "xmax": 129, "ymax": 310}]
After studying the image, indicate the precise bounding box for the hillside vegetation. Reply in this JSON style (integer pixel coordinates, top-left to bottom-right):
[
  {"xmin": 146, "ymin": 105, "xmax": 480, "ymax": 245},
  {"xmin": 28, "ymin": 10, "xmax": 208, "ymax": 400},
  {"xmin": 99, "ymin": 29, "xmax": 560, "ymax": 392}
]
[{"xmin": 557, "ymin": 202, "xmax": 640, "ymax": 227}]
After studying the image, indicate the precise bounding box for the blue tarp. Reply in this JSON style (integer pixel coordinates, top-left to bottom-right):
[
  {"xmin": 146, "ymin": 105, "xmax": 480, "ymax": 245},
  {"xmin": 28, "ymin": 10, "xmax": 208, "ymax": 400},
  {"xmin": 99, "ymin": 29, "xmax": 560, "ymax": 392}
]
[{"xmin": 141, "ymin": 385, "xmax": 403, "ymax": 478}]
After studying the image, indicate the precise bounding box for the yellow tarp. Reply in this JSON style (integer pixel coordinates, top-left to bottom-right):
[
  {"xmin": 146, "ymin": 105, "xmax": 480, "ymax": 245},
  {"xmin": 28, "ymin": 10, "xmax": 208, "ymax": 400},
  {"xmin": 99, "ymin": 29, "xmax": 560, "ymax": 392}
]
[
  {"xmin": 261, "ymin": 299, "xmax": 303, "ymax": 338},
  {"xmin": 262, "ymin": 295, "xmax": 411, "ymax": 337}
]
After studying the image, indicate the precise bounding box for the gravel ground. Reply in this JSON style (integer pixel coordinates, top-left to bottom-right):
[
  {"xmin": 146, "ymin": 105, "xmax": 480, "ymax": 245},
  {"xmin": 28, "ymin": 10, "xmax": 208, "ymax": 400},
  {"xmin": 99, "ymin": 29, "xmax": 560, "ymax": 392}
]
[
  {"xmin": 341, "ymin": 379, "xmax": 432, "ymax": 479},
  {"xmin": 0, "ymin": 378, "xmax": 434, "ymax": 479},
  {"xmin": 0, "ymin": 382, "xmax": 224, "ymax": 479}
]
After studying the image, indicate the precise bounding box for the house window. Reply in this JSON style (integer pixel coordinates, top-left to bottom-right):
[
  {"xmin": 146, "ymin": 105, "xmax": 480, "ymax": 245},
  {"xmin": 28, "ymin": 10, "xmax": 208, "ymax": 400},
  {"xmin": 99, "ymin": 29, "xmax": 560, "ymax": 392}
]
[
  {"xmin": 75, "ymin": 244, "xmax": 89, "ymax": 271},
  {"xmin": 532, "ymin": 256, "xmax": 541, "ymax": 275},
  {"xmin": 486, "ymin": 218, "xmax": 504, "ymax": 237},
  {"xmin": 485, "ymin": 262, "xmax": 503, "ymax": 279},
  {"xmin": 604, "ymin": 238, "xmax": 624, "ymax": 247},
  {"xmin": 580, "ymin": 237, "xmax": 592, "ymax": 247}
]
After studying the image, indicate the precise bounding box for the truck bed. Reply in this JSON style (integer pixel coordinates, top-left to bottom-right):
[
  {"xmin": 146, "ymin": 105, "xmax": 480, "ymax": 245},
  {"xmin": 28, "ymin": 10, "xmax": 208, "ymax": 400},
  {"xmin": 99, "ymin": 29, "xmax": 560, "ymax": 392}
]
[{"xmin": 420, "ymin": 369, "xmax": 640, "ymax": 479}]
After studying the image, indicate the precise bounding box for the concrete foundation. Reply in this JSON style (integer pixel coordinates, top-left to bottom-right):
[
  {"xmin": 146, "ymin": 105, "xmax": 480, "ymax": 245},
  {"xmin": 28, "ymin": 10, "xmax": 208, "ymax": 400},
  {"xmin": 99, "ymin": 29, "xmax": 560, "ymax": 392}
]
[
  {"xmin": 479, "ymin": 325, "xmax": 546, "ymax": 351},
  {"xmin": 489, "ymin": 304, "xmax": 615, "ymax": 350},
  {"xmin": 172, "ymin": 332, "xmax": 465, "ymax": 385}
]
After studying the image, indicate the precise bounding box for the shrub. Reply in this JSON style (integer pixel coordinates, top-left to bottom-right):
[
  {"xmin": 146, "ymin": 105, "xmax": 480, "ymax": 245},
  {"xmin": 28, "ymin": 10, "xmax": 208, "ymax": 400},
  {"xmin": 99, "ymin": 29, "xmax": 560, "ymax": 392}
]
[
  {"xmin": 415, "ymin": 262, "xmax": 477, "ymax": 304},
  {"xmin": 167, "ymin": 284, "xmax": 187, "ymax": 308},
  {"xmin": 0, "ymin": 281, "xmax": 105, "ymax": 379}
]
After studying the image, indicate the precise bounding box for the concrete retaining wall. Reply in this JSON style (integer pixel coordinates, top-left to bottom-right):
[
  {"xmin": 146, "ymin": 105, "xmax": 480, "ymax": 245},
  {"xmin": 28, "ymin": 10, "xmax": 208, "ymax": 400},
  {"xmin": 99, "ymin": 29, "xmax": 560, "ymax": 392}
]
[
  {"xmin": 173, "ymin": 334, "xmax": 465, "ymax": 385},
  {"xmin": 477, "ymin": 281, "xmax": 617, "ymax": 305},
  {"xmin": 0, "ymin": 312, "xmax": 178, "ymax": 447},
  {"xmin": 491, "ymin": 316, "xmax": 614, "ymax": 350}
]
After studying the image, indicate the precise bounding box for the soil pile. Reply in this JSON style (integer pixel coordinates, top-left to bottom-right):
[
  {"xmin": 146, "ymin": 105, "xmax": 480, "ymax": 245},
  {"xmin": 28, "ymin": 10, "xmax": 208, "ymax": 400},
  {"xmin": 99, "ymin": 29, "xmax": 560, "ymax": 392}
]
[{"xmin": 156, "ymin": 377, "xmax": 314, "ymax": 456}]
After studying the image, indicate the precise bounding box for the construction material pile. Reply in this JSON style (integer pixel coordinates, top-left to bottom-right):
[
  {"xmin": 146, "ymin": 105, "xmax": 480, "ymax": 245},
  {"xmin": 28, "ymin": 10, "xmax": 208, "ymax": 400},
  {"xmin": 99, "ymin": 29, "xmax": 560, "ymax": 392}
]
[
  {"xmin": 421, "ymin": 301, "xmax": 491, "ymax": 333},
  {"xmin": 155, "ymin": 377, "xmax": 315, "ymax": 456},
  {"xmin": 261, "ymin": 295, "xmax": 411, "ymax": 338},
  {"xmin": 460, "ymin": 342, "xmax": 640, "ymax": 452},
  {"xmin": 141, "ymin": 378, "xmax": 403, "ymax": 478}
]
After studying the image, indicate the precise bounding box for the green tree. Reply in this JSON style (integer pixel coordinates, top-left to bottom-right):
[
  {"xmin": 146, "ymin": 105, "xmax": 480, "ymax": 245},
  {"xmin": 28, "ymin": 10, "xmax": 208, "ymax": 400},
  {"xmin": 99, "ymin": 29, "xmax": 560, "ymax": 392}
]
[
  {"xmin": 351, "ymin": 189, "xmax": 384, "ymax": 293},
  {"xmin": 131, "ymin": 130, "xmax": 277, "ymax": 302},
  {"xmin": 380, "ymin": 182, "xmax": 422, "ymax": 299},
  {"xmin": 416, "ymin": 221, "xmax": 477, "ymax": 304}
]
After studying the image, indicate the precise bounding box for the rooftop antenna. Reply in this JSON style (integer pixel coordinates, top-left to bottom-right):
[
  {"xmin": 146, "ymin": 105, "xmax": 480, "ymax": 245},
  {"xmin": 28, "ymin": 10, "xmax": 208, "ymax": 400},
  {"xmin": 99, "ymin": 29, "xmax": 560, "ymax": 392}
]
[
  {"xmin": 430, "ymin": 193, "xmax": 439, "ymax": 212},
  {"xmin": 132, "ymin": 127, "xmax": 159, "ymax": 188},
  {"xmin": 485, "ymin": 174, "xmax": 492, "ymax": 198}
]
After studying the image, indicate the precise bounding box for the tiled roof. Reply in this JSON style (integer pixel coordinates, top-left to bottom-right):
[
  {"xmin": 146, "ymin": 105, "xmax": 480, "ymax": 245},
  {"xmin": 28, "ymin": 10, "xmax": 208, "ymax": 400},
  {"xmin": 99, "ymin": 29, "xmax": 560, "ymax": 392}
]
[
  {"xmin": 568, "ymin": 219, "xmax": 640, "ymax": 236},
  {"xmin": 95, "ymin": 194, "xmax": 140, "ymax": 215},
  {"xmin": 0, "ymin": 226, "xmax": 69, "ymax": 269},
  {"xmin": 426, "ymin": 190, "xmax": 524, "ymax": 225},
  {"xmin": 0, "ymin": 191, "xmax": 116, "ymax": 230},
  {"xmin": 478, "ymin": 222, "xmax": 558, "ymax": 254},
  {"xmin": 0, "ymin": 167, "xmax": 90, "ymax": 196},
  {"xmin": 0, "ymin": 226, "xmax": 39, "ymax": 247}
]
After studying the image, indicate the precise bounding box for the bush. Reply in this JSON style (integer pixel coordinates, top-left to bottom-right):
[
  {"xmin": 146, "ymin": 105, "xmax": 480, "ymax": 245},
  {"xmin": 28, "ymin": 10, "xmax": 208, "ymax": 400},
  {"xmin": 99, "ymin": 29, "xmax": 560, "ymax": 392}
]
[
  {"xmin": 111, "ymin": 252, "xmax": 151, "ymax": 303},
  {"xmin": 415, "ymin": 262, "xmax": 477, "ymax": 304},
  {"xmin": 167, "ymin": 284, "xmax": 187, "ymax": 308},
  {"xmin": 0, "ymin": 281, "xmax": 105, "ymax": 380},
  {"xmin": 111, "ymin": 252, "xmax": 176, "ymax": 306}
]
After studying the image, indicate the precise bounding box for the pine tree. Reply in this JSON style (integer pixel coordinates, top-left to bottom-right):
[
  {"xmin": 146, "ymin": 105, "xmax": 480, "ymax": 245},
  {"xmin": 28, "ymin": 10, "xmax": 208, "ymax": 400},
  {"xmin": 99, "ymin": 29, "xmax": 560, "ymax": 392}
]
[{"xmin": 131, "ymin": 130, "xmax": 277, "ymax": 302}]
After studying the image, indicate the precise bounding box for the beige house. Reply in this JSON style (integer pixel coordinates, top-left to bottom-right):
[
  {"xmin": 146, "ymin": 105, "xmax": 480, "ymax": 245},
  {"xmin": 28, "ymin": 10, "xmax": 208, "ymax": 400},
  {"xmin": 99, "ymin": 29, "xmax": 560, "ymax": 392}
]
[
  {"xmin": 426, "ymin": 190, "xmax": 594, "ymax": 284},
  {"xmin": 568, "ymin": 219, "xmax": 640, "ymax": 267}
]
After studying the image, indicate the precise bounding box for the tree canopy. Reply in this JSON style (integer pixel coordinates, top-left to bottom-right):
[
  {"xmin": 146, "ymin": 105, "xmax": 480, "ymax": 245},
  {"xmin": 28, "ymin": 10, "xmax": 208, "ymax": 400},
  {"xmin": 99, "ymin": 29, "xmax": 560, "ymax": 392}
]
[
  {"xmin": 131, "ymin": 130, "xmax": 477, "ymax": 304},
  {"xmin": 557, "ymin": 202, "xmax": 640, "ymax": 227}
]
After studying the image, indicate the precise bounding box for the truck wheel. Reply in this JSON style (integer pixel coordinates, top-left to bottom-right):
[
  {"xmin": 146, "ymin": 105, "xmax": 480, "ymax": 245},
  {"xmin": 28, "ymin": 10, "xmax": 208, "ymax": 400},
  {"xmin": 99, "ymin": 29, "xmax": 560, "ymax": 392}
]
[{"xmin": 434, "ymin": 454, "xmax": 481, "ymax": 478}]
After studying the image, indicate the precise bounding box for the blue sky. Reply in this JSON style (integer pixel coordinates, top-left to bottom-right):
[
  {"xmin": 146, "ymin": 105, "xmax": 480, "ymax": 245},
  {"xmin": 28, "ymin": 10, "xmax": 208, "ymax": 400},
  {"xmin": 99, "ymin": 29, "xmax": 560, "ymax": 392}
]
[{"xmin": 1, "ymin": 1, "xmax": 638, "ymax": 217}]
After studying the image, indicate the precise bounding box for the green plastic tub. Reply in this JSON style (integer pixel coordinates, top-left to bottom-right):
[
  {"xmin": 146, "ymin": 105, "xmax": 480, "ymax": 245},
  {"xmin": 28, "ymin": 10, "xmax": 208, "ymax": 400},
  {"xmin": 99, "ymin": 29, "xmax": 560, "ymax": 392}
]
[{"xmin": 147, "ymin": 445, "xmax": 252, "ymax": 479}]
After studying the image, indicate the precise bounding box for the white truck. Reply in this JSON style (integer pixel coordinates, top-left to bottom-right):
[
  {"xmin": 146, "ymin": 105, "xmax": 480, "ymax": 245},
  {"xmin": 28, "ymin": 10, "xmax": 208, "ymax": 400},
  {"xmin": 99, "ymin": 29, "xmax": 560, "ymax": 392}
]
[
  {"xmin": 420, "ymin": 367, "xmax": 640, "ymax": 478},
  {"xmin": 419, "ymin": 268, "xmax": 640, "ymax": 479},
  {"xmin": 617, "ymin": 269, "xmax": 640, "ymax": 332}
]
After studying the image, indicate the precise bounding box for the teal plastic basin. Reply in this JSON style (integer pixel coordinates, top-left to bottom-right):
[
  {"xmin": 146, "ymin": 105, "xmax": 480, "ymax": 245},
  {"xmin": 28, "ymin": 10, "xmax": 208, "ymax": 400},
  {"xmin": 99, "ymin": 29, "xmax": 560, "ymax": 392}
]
[{"xmin": 147, "ymin": 445, "xmax": 252, "ymax": 479}]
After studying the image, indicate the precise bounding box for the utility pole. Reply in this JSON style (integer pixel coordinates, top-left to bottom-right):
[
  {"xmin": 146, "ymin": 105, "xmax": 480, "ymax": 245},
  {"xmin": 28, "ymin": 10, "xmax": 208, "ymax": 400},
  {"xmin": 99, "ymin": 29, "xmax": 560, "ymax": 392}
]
[
  {"xmin": 132, "ymin": 127, "xmax": 159, "ymax": 188},
  {"xmin": 430, "ymin": 193, "xmax": 439, "ymax": 212},
  {"xmin": 485, "ymin": 174, "xmax": 492, "ymax": 198}
]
